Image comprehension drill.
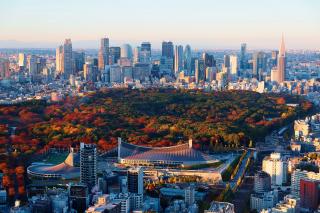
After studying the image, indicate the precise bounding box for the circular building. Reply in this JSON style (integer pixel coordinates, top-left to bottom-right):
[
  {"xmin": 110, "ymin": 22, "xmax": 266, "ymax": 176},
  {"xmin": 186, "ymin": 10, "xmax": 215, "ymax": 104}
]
[{"xmin": 27, "ymin": 149, "xmax": 80, "ymax": 181}]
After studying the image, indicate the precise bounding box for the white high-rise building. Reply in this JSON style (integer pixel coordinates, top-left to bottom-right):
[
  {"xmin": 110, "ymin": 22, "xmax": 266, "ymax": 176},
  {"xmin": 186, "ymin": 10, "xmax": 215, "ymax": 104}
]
[
  {"xmin": 262, "ymin": 153, "xmax": 288, "ymax": 186},
  {"xmin": 230, "ymin": 55, "xmax": 238, "ymax": 76},
  {"xmin": 185, "ymin": 185, "xmax": 195, "ymax": 206},
  {"xmin": 55, "ymin": 45, "xmax": 63, "ymax": 74},
  {"xmin": 18, "ymin": 53, "xmax": 26, "ymax": 67},
  {"xmin": 270, "ymin": 67, "xmax": 278, "ymax": 82},
  {"xmin": 174, "ymin": 45, "xmax": 184, "ymax": 75}
]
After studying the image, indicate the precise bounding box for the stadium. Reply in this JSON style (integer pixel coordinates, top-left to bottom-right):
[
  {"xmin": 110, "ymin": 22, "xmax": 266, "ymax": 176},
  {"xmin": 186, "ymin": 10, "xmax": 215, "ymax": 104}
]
[
  {"xmin": 27, "ymin": 148, "xmax": 80, "ymax": 181},
  {"xmin": 118, "ymin": 138, "xmax": 218, "ymax": 167}
]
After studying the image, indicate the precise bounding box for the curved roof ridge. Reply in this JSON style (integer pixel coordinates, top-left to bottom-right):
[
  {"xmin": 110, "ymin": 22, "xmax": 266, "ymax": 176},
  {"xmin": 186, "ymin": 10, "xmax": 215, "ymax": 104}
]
[{"xmin": 121, "ymin": 141, "xmax": 190, "ymax": 150}]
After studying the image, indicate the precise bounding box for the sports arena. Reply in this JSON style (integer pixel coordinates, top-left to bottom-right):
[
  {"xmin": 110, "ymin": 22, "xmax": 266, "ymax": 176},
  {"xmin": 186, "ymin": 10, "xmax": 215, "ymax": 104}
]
[
  {"xmin": 27, "ymin": 149, "xmax": 80, "ymax": 181},
  {"xmin": 118, "ymin": 139, "xmax": 218, "ymax": 167}
]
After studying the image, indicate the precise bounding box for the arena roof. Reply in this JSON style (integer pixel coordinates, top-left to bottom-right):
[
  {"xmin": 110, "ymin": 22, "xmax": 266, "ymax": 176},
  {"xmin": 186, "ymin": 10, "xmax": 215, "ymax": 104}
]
[
  {"xmin": 27, "ymin": 151, "xmax": 80, "ymax": 180},
  {"xmin": 119, "ymin": 141, "xmax": 217, "ymax": 164}
]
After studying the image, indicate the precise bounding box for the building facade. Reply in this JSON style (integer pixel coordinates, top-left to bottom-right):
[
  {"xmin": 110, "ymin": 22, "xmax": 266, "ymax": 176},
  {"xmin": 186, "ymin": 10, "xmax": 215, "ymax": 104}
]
[
  {"xmin": 80, "ymin": 143, "xmax": 97, "ymax": 190},
  {"xmin": 262, "ymin": 153, "xmax": 288, "ymax": 186}
]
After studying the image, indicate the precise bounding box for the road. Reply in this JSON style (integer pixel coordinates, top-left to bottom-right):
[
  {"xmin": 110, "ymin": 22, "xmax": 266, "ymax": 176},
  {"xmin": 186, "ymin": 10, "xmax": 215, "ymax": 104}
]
[{"xmin": 229, "ymin": 150, "xmax": 252, "ymax": 190}]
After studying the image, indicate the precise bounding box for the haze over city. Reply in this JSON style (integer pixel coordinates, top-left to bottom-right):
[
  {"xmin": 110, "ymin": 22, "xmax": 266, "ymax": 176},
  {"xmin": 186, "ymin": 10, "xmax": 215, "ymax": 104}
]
[
  {"xmin": 0, "ymin": 0, "xmax": 320, "ymax": 49},
  {"xmin": 1, "ymin": 1, "xmax": 320, "ymax": 213}
]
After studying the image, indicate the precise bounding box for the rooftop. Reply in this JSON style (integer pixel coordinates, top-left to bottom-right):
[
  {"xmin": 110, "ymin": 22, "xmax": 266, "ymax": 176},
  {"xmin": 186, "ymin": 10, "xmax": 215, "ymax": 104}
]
[
  {"xmin": 119, "ymin": 140, "xmax": 217, "ymax": 164},
  {"xmin": 27, "ymin": 151, "xmax": 80, "ymax": 179}
]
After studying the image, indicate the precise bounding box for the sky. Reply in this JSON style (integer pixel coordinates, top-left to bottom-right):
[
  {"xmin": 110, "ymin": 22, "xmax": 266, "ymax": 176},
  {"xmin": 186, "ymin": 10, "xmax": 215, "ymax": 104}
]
[{"xmin": 0, "ymin": 0, "xmax": 319, "ymax": 50}]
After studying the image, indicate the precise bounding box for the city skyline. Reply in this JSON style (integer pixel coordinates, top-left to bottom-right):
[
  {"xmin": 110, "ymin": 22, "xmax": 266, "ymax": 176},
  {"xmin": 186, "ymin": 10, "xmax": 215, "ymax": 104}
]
[{"xmin": 0, "ymin": 0, "xmax": 320, "ymax": 49}]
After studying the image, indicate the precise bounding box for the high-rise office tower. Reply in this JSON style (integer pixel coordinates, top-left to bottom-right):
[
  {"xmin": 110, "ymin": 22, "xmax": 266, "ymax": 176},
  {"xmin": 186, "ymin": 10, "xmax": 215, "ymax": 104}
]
[
  {"xmin": 109, "ymin": 47, "xmax": 121, "ymax": 65},
  {"xmin": 73, "ymin": 51, "xmax": 85, "ymax": 73},
  {"xmin": 223, "ymin": 55, "xmax": 230, "ymax": 68},
  {"xmin": 83, "ymin": 62, "xmax": 98, "ymax": 82},
  {"xmin": 252, "ymin": 51, "xmax": 267, "ymax": 81},
  {"xmin": 162, "ymin": 41, "xmax": 174, "ymax": 71},
  {"xmin": 62, "ymin": 39, "xmax": 73, "ymax": 79},
  {"xmin": 240, "ymin": 43, "xmax": 247, "ymax": 69},
  {"xmin": 185, "ymin": 185, "xmax": 195, "ymax": 206},
  {"xmin": 254, "ymin": 171, "xmax": 271, "ymax": 193},
  {"xmin": 262, "ymin": 153, "xmax": 288, "ymax": 186},
  {"xmin": 195, "ymin": 59, "xmax": 205, "ymax": 83},
  {"xmin": 36, "ymin": 57, "xmax": 46, "ymax": 75},
  {"xmin": 183, "ymin": 45, "xmax": 192, "ymax": 74},
  {"xmin": 110, "ymin": 65, "xmax": 122, "ymax": 83},
  {"xmin": 205, "ymin": 67, "xmax": 217, "ymax": 82},
  {"xmin": 98, "ymin": 37, "xmax": 109, "ymax": 70},
  {"xmin": 0, "ymin": 58, "xmax": 10, "ymax": 80},
  {"xmin": 162, "ymin": 41, "xmax": 174, "ymax": 59},
  {"xmin": 18, "ymin": 53, "xmax": 26, "ymax": 68},
  {"xmin": 120, "ymin": 44, "xmax": 133, "ymax": 59},
  {"xmin": 202, "ymin": 53, "xmax": 215, "ymax": 72},
  {"xmin": 271, "ymin": 50, "xmax": 279, "ymax": 67},
  {"xmin": 230, "ymin": 55, "xmax": 238, "ymax": 76},
  {"xmin": 80, "ymin": 143, "xmax": 97, "ymax": 190},
  {"xmin": 133, "ymin": 47, "xmax": 141, "ymax": 64},
  {"xmin": 174, "ymin": 45, "xmax": 183, "ymax": 75},
  {"xmin": 56, "ymin": 45, "xmax": 63, "ymax": 74},
  {"xmin": 127, "ymin": 167, "xmax": 143, "ymax": 195},
  {"xmin": 141, "ymin": 42, "xmax": 151, "ymax": 52},
  {"xmin": 56, "ymin": 39, "xmax": 73, "ymax": 79},
  {"xmin": 276, "ymin": 35, "xmax": 286, "ymax": 83},
  {"xmin": 28, "ymin": 55, "xmax": 38, "ymax": 82},
  {"xmin": 140, "ymin": 42, "xmax": 151, "ymax": 63}
]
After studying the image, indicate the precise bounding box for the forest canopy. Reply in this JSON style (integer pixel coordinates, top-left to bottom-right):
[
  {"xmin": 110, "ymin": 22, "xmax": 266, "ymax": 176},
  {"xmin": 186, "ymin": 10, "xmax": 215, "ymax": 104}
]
[{"xmin": 0, "ymin": 88, "xmax": 313, "ymax": 155}]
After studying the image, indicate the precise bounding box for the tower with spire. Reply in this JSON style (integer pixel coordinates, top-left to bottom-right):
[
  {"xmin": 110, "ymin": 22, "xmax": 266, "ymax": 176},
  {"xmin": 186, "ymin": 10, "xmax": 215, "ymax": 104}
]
[{"xmin": 276, "ymin": 35, "xmax": 286, "ymax": 83}]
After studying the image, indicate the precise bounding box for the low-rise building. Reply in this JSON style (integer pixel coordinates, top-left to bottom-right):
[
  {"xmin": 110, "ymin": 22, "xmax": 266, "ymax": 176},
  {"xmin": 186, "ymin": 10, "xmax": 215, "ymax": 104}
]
[
  {"xmin": 205, "ymin": 201, "xmax": 234, "ymax": 213},
  {"xmin": 250, "ymin": 190, "xmax": 278, "ymax": 212}
]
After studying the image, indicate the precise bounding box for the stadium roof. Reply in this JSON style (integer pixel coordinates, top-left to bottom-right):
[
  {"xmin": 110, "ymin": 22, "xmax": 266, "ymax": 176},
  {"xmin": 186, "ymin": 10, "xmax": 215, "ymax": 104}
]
[
  {"xmin": 119, "ymin": 141, "xmax": 217, "ymax": 163},
  {"xmin": 27, "ymin": 151, "xmax": 80, "ymax": 179}
]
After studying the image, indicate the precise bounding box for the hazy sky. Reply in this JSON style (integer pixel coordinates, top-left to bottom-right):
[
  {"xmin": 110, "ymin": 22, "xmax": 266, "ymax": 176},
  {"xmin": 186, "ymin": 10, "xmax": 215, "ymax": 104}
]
[{"xmin": 1, "ymin": 0, "xmax": 319, "ymax": 49}]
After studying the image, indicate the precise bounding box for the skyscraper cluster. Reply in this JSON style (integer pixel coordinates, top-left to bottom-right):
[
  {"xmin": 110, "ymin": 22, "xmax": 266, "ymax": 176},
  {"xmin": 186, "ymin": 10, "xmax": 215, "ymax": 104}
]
[{"xmin": 51, "ymin": 36, "xmax": 288, "ymax": 87}]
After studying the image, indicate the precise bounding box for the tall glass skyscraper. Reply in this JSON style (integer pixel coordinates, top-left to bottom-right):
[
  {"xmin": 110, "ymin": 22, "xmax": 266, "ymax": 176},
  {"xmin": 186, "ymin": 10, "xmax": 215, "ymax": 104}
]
[
  {"xmin": 174, "ymin": 45, "xmax": 184, "ymax": 74},
  {"xmin": 98, "ymin": 37, "xmax": 109, "ymax": 70},
  {"xmin": 121, "ymin": 44, "xmax": 133, "ymax": 59},
  {"xmin": 62, "ymin": 39, "xmax": 73, "ymax": 79},
  {"xmin": 183, "ymin": 45, "xmax": 192, "ymax": 74},
  {"xmin": 140, "ymin": 42, "xmax": 151, "ymax": 64},
  {"xmin": 240, "ymin": 43, "xmax": 247, "ymax": 70},
  {"xmin": 162, "ymin": 41, "xmax": 174, "ymax": 59}
]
